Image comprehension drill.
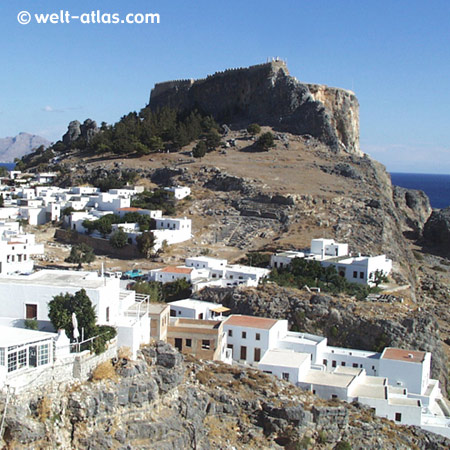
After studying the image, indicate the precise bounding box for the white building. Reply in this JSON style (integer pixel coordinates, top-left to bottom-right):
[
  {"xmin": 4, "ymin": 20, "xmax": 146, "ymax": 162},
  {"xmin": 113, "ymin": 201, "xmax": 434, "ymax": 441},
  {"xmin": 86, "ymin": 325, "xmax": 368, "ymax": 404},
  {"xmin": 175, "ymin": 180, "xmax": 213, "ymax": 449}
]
[
  {"xmin": 0, "ymin": 269, "xmax": 151, "ymax": 359},
  {"xmin": 168, "ymin": 298, "xmax": 229, "ymax": 321},
  {"xmin": 320, "ymin": 254, "xmax": 392, "ymax": 286},
  {"xmin": 310, "ymin": 238, "xmax": 349, "ymax": 259},
  {"xmin": 270, "ymin": 251, "xmax": 305, "ymax": 269},
  {"xmin": 164, "ymin": 186, "xmax": 191, "ymax": 200},
  {"xmin": 0, "ymin": 223, "xmax": 44, "ymax": 275}
]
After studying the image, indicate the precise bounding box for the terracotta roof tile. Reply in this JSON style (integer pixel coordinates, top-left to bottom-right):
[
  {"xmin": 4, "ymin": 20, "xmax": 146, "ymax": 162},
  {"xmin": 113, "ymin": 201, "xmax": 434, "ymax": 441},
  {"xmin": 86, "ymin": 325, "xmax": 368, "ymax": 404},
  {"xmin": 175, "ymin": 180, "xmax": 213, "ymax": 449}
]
[
  {"xmin": 382, "ymin": 348, "xmax": 426, "ymax": 363},
  {"xmin": 224, "ymin": 315, "xmax": 278, "ymax": 330},
  {"xmin": 160, "ymin": 266, "xmax": 193, "ymax": 274}
]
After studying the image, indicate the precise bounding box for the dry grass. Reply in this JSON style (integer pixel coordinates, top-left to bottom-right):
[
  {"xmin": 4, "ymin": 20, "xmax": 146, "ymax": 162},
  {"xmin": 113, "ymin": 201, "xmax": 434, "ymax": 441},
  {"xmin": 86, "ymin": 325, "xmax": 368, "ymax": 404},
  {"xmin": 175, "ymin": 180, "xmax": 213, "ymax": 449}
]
[
  {"xmin": 117, "ymin": 346, "xmax": 132, "ymax": 361},
  {"xmin": 38, "ymin": 395, "xmax": 52, "ymax": 422},
  {"xmin": 196, "ymin": 369, "xmax": 214, "ymax": 385},
  {"xmin": 91, "ymin": 360, "xmax": 118, "ymax": 382}
]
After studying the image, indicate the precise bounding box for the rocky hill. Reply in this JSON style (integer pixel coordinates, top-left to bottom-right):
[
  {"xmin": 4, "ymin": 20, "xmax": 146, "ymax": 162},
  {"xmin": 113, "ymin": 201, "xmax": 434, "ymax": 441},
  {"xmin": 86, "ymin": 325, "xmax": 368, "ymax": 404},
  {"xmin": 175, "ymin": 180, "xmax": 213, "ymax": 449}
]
[
  {"xmin": 0, "ymin": 132, "xmax": 50, "ymax": 162},
  {"xmin": 1, "ymin": 342, "xmax": 448, "ymax": 450},
  {"xmin": 150, "ymin": 61, "xmax": 360, "ymax": 154}
]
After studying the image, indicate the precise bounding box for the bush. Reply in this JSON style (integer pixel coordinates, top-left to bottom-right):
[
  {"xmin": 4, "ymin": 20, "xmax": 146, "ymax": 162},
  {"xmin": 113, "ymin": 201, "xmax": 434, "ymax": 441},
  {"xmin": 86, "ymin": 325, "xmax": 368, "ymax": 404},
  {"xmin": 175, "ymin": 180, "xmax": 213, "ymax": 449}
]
[
  {"xmin": 91, "ymin": 360, "xmax": 118, "ymax": 381},
  {"xmin": 24, "ymin": 319, "xmax": 38, "ymax": 330},
  {"xmin": 255, "ymin": 132, "xmax": 275, "ymax": 151},
  {"xmin": 193, "ymin": 141, "xmax": 207, "ymax": 158},
  {"xmin": 109, "ymin": 228, "xmax": 128, "ymax": 249},
  {"xmin": 247, "ymin": 123, "xmax": 261, "ymax": 135},
  {"xmin": 335, "ymin": 442, "xmax": 352, "ymax": 450}
]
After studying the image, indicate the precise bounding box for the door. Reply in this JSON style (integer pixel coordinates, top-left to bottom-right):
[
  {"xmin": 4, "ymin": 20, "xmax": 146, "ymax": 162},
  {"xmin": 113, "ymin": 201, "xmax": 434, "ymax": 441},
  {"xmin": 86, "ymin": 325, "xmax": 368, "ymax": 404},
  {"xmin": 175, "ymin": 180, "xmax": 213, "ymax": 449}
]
[
  {"xmin": 240, "ymin": 346, "xmax": 247, "ymax": 360},
  {"xmin": 174, "ymin": 338, "xmax": 182, "ymax": 351}
]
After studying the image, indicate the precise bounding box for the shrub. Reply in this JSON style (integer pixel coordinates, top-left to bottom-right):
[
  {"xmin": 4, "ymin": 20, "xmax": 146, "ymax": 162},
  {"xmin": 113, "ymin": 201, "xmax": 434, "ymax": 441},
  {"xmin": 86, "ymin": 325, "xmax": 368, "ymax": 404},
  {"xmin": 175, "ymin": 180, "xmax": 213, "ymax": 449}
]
[
  {"xmin": 24, "ymin": 319, "xmax": 38, "ymax": 330},
  {"xmin": 335, "ymin": 441, "xmax": 352, "ymax": 450},
  {"xmin": 91, "ymin": 360, "xmax": 118, "ymax": 381},
  {"xmin": 193, "ymin": 141, "xmax": 207, "ymax": 158},
  {"xmin": 247, "ymin": 123, "xmax": 261, "ymax": 135},
  {"xmin": 109, "ymin": 228, "xmax": 128, "ymax": 249},
  {"xmin": 255, "ymin": 132, "xmax": 275, "ymax": 151}
]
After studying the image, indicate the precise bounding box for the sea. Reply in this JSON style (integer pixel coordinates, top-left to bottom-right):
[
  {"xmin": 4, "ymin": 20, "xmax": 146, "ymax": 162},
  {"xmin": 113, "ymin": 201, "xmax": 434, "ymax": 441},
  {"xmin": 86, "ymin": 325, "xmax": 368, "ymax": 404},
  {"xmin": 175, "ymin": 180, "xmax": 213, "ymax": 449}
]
[
  {"xmin": 1, "ymin": 162, "xmax": 448, "ymax": 209},
  {"xmin": 390, "ymin": 172, "xmax": 450, "ymax": 209}
]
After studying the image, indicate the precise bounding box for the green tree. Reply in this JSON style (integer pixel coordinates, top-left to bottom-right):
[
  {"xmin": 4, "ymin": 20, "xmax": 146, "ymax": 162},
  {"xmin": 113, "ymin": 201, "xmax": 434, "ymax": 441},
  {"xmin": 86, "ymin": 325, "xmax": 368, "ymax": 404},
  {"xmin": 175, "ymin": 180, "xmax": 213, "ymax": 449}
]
[
  {"xmin": 255, "ymin": 132, "xmax": 275, "ymax": 151},
  {"xmin": 48, "ymin": 289, "xmax": 116, "ymax": 354},
  {"xmin": 65, "ymin": 243, "xmax": 96, "ymax": 268},
  {"xmin": 193, "ymin": 141, "xmax": 207, "ymax": 158},
  {"xmin": 247, "ymin": 123, "xmax": 261, "ymax": 135},
  {"xmin": 109, "ymin": 228, "xmax": 128, "ymax": 248},
  {"xmin": 373, "ymin": 269, "xmax": 388, "ymax": 287},
  {"xmin": 162, "ymin": 279, "xmax": 192, "ymax": 302},
  {"xmin": 0, "ymin": 166, "xmax": 8, "ymax": 177},
  {"xmin": 131, "ymin": 281, "xmax": 162, "ymax": 302},
  {"xmin": 136, "ymin": 231, "xmax": 156, "ymax": 258},
  {"xmin": 205, "ymin": 130, "xmax": 222, "ymax": 151}
]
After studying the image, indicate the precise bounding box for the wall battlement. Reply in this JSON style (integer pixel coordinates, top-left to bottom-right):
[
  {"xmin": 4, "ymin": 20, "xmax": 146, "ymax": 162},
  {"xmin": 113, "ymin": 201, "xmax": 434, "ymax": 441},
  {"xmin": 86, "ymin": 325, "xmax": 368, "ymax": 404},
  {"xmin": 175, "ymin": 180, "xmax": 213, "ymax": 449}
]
[{"xmin": 149, "ymin": 60, "xmax": 360, "ymax": 155}]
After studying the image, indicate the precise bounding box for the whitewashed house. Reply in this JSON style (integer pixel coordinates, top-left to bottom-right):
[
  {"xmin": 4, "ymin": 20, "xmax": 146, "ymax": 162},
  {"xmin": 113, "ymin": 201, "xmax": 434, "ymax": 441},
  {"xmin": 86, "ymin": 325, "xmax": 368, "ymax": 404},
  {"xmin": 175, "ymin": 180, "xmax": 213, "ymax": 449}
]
[
  {"xmin": 310, "ymin": 238, "xmax": 349, "ymax": 259},
  {"xmin": 164, "ymin": 186, "xmax": 191, "ymax": 200},
  {"xmin": 168, "ymin": 298, "xmax": 229, "ymax": 320},
  {"xmin": 0, "ymin": 269, "xmax": 151, "ymax": 358},
  {"xmin": 270, "ymin": 251, "xmax": 305, "ymax": 269},
  {"xmin": 0, "ymin": 223, "xmax": 44, "ymax": 275}
]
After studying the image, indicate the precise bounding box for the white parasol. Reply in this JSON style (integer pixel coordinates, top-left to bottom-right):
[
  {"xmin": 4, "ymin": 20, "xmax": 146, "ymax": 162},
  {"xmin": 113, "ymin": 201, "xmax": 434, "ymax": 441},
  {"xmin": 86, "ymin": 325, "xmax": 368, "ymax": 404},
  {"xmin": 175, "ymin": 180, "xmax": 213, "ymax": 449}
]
[{"xmin": 72, "ymin": 312, "xmax": 80, "ymax": 340}]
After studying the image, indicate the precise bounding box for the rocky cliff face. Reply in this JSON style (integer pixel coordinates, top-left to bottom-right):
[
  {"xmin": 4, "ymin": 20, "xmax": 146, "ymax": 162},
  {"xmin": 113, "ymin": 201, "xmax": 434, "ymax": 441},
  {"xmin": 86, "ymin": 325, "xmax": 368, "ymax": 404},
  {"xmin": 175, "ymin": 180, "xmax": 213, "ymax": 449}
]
[
  {"xmin": 62, "ymin": 119, "xmax": 99, "ymax": 146},
  {"xmin": 1, "ymin": 341, "xmax": 448, "ymax": 449},
  {"xmin": 149, "ymin": 61, "xmax": 361, "ymax": 154},
  {"xmin": 423, "ymin": 207, "xmax": 450, "ymax": 254}
]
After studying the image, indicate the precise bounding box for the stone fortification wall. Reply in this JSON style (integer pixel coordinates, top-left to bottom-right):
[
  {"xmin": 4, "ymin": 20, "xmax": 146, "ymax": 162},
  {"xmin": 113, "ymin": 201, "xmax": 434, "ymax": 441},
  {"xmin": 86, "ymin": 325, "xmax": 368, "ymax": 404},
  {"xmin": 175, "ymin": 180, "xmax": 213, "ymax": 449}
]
[{"xmin": 149, "ymin": 61, "xmax": 360, "ymax": 154}]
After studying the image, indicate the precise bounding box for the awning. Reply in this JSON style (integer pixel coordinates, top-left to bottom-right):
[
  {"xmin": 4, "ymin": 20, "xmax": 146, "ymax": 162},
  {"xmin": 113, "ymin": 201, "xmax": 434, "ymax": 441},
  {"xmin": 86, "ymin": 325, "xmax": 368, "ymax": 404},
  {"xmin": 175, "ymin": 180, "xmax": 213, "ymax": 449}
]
[{"xmin": 210, "ymin": 306, "xmax": 231, "ymax": 313}]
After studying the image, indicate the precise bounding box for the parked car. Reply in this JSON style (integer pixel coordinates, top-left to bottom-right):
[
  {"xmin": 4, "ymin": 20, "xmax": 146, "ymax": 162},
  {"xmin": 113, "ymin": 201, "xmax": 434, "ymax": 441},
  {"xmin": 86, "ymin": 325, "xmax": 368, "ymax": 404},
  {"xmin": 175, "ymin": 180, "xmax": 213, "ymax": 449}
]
[{"xmin": 123, "ymin": 268, "xmax": 142, "ymax": 279}]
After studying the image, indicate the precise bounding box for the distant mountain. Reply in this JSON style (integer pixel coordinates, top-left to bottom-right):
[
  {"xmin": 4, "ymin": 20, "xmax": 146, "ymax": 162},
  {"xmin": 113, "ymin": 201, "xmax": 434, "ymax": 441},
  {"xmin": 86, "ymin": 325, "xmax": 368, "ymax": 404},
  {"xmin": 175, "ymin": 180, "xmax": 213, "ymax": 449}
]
[{"xmin": 0, "ymin": 132, "xmax": 51, "ymax": 162}]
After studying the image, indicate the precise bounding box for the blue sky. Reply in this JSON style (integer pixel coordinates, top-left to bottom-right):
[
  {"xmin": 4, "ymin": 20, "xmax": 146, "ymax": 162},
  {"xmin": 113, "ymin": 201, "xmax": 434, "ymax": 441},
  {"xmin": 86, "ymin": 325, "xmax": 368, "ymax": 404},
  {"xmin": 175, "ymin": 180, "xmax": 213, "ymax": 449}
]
[{"xmin": 1, "ymin": 0, "xmax": 449, "ymax": 173}]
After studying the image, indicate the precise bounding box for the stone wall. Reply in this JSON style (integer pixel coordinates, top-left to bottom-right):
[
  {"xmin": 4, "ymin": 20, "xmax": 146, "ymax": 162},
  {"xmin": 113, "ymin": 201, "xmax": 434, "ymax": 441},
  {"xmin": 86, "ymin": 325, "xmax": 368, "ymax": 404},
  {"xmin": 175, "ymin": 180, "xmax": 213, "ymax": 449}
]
[
  {"xmin": 55, "ymin": 229, "xmax": 142, "ymax": 259},
  {"xmin": 149, "ymin": 61, "xmax": 360, "ymax": 154}
]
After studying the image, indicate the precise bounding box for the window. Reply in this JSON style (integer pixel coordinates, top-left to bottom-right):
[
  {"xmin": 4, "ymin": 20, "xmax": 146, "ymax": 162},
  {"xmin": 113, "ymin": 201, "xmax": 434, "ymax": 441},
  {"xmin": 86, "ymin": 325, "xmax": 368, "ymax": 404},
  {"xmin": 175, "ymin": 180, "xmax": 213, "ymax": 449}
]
[
  {"xmin": 8, "ymin": 352, "xmax": 17, "ymax": 372},
  {"xmin": 227, "ymin": 344, "xmax": 233, "ymax": 351},
  {"xmin": 174, "ymin": 338, "xmax": 183, "ymax": 351},
  {"xmin": 323, "ymin": 359, "xmax": 328, "ymax": 366},
  {"xmin": 313, "ymin": 390, "xmax": 316, "ymax": 394},
  {"xmin": 254, "ymin": 348, "xmax": 261, "ymax": 362},
  {"xmin": 0, "ymin": 348, "xmax": 4, "ymax": 365},
  {"xmin": 106, "ymin": 307, "xmax": 110, "ymax": 322},
  {"xmin": 38, "ymin": 344, "xmax": 49, "ymax": 366},
  {"xmin": 201, "ymin": 340, "xmax": 210, "ymax": 350},
  {"xmin": 25, "ymin": 304, "xmax": 37, "ymax": 320},
  {"xmin": 360, "ymin": 272, "xmax": 364, "ymax": 279},
  {"xmin": 332, "ymin": 360, "xmax": 337, "ymax": 368},
  {"xmin": 242, "ymin": 331, "xmax": 247, "ymax": 339},
  {"xmin": 395, "ymin": 413, "xmax": 402, "ymax": 422},
  {"xmin": 186, "ymin": 339, "xmax": 192, "ymax": 347},
  {"xmin": 352, "ymin": 363, "xmax": 358, "ymax": 368},
  {"xmin": 240, "ymin": 346, "xmax": 247, "ymax": 360},
  {"xmin": 255, "ymin": 333, "xmax": 260, "ymax": 341},
  {"xmin": 353, "ymin": 271, "xmax": 357, "ymax": 278},
  {"xmin": 170, "ymin": 310, "xmax": 176, "ymax": 317},
  {"xmin": 282, "ymin": 372, "xmax": 289, "ymax": 381},
  {"xmin": 18, "ymin": 349, "xmax": 27, "ymax": 369},
  {"xmin": 341, "ymin": 361, "xmax": 346, "ymax": 366},
  {"xmin": 331, "ymin": 394, "xmax": 338, "ymax": 399},
  {"xmin": 228, "ymin": 329, "xmax": 233, "ymax": 337}
]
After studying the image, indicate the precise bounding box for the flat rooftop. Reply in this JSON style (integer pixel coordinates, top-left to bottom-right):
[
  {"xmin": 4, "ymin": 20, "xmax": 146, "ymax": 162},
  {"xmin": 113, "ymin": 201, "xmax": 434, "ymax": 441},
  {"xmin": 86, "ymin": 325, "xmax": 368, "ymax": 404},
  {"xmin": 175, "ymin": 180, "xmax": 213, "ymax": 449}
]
[
  {"xmin": 351, "ymin": 383, "xmax": 386, "ymax": 400},
  {"xmin": 381, "ymin": 348, "xmax": 426, "ymax": 364},
  {"xmin": 389, "ymin": 397, "xmax": 421, "ymax": 407},
  {"xmin": 169, "ymin": 298, "xmax": 219, "ymax": 309},
  {"xmin": 224, "ymin": 315, "xmax": 279, "ymax": 330},
  {"xmin": 0, "ymin": 269, "xmax": 113, "ymax": 289},
  {"xmin": 147, "ymin": 303, "xmax": 169, "ymax": 314},
  {"xmin": 300, "ymin": 370, "xmax": 356, "ymax": 388},
  {"xmin": 169, "ymin": 318, "xmax": 221, "ymax": 330},
  {"xmin": 279, "ymin": 332, "xmax": 325, "ymax": 346},
  {"xmin": 0, "ymin": 326, "xmax": 57, "ymax": 348},
  {"xmin": 259, "ymin": 349, "xmax": 310, "ymax": 368}
]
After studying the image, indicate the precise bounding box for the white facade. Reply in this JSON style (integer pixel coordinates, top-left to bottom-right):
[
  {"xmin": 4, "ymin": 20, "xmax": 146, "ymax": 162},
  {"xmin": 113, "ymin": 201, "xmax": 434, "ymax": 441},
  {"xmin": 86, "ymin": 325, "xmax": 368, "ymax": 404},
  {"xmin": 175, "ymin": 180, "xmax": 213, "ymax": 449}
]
[
  {"xmin": 321, "ymin": 254, "xmax": 392, "ymax": 286},
  {"xmin": 168, "ymin": 298, "xmax": 229, "ymax": 321},
  {"xmin": 310, "ymin": 238, "xmax": 349, "ymax": 259},
  {"xmin": 270, "ymin": 251, "xmax": 305, "ymax": 269},
  {"xmin": 259, "ymin": 349, "xmax": 311, "ymax": 383},
  {"xmin": 0, "ymin": 224, "xmax": 44, "ymax": 275},
  {"xmin": 164, "ymin": 186, "xmax": 191, "ymax": 200}
]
